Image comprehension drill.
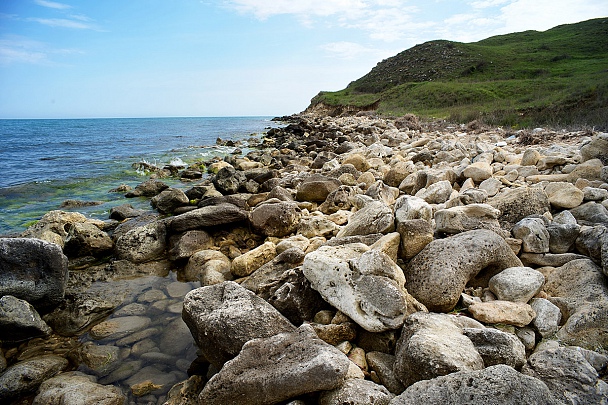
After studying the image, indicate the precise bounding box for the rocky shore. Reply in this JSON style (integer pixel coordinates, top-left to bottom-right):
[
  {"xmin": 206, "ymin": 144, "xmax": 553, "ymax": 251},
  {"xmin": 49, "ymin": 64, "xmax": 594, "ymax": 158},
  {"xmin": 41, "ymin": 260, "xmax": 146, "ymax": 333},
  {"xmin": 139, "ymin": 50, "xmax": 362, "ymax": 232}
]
[{"xmin": 1, "ymin": 113, "xmax": 608, "ymax": 404}]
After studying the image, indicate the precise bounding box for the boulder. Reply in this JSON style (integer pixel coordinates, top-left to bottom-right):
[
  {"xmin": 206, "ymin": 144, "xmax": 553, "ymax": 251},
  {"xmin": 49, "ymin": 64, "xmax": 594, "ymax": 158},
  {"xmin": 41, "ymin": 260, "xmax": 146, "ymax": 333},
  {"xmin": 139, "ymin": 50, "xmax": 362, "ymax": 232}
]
[
  {"xmin": 463, "ymin": 161, "xmax": 493, "ymax": 183},
  {"xmin": 151, "ymin": 187, "xmax": 190, "ymax": 214},
  {"xmin": 0, "ymin": 295, "xmax": 51, "ymax": 342},
  {"xmin": 544, "ymin": 182, "xmax": 584, "ymax": 209},
  {"xmin": 296, "ymin": 174, "xmax": 341, "ymax": 202},
  {"xmin": 403, "ymin": 230, "xmax": 522, "ymax": 312},
  {"xmin": 167, "ymin": 229, "xmax": 214, "ymax": 261},
  {"xmin": 0, "ymin": 355, "xmax": 69, "ymax": 402},
  {"xmin": 114, "ymin": 220, "xmax": 167, "ymax": 263},
  {"xmin": 580, "ymin": 133, "xmax": 608, "ymax": 163},
  {"xmin": 462, "ymin": 327, "xmax": 526, "ymax": 369},
  {"xmin": 570, "ymin": 201, "xmax": 608, "ymax": 226},
  {"xmin": 390, "ymin": 364, "xmax": 561, "ymax": 405},
  {"xmin": 393, "ymin": 312, "xmax": 484, "ymax": 388},
  {"xmin": 21, "ymin": 210, "xmax": 88, "ymax": 248},
  {"xmin": 488, "ymin": 266, "xmax": 545, "ymax": 303},
  {"xmin": 433, "ymin": 204, "xmax": 502, "ymax": 235},
  {"xmin": 512, "ymin": 217, "xmax": 550, "ymax": 253},
  {"xmin": 32, "ymin": 371, "xmax": 126, "ymax": 405},
  {"xmin": 250, "ymin": 201, "xmax": 302, "ymax": 237},
  {"xmin": 489, "ymin": 186, "xmax": 550, "ymax": 228},
  {"xmin": 383, "ymin": 161, "xmax": 416, "ymax": 188},
  {"xmin": 366, "ymin": 352, "xmax": 405, "ymax": 395},
  {"xmin": 125, "ymin": 179, "xmax": 168, "ymax": 198},
  {"xmin": 303, "ymin": 244, "xmax": 421, "ymax": 332},
  {"xmin": 336, "ymin": 200, "xmax": 395, "ymax": 238},
  {"xmin": 240, "ymin": 247, "xmax": 306, "ymax": 293},
  {"xmin": 182, "ymin": 281, "xmax": 295, "ymax": 368},
  {"xmin": 319, "ymin": 379, "xmax": 394, "ymax": 405},
  {"xmin": 522, "ymin": 346, "xmax": 608, "ymax": 405},
  {"xmin": 0, "ymin": 238, "xmax": 68, "ymax": 311},
  {"xmin": 365, "ymin": 180, "xmax": 400, "ymax": 206},
  {"xmin": 169, "ymin": 203, "xmax": 249, "ymax": 233},
  {"xmin": 547, "ymin": 222, "xmax": 580, "ymax": 254},
  {"xmin": 415, "ymin": 180, "xmax": 452, "ymax": 204},
  {"xmin": 212, "ymin": 165, "xmax": 246, "ymax": 194},
  {"xmin": 199, "ymin": 324, "xmax": 351, "ymax": 405},
  {"xmin": 530, "ymin": 298, "xmax": 562, "ymax": 337},
  {"xmin": 394, "ymin": 195, "xmax": 432, "ymax": 224},
  {"xmin": 108, "ymin": 204, "xmax": 145, "ymax": 221},
  {"xmin": 319, "ymin": 186, "xmax": 356, "ymax": 214},
  {"xmin": 183, "ymin": 249, "xmax": 231, "ymax": 284},
  {"xmin": 396, "ymin": 219, "xmax": 434, "ymax": 260},
  {"xmin": 467, "ymin": 301, "xmax": 536, "ymax": 327},
  {"xmin": 231, "ymin": 241, "xmax": 276, "ymax": 277}
]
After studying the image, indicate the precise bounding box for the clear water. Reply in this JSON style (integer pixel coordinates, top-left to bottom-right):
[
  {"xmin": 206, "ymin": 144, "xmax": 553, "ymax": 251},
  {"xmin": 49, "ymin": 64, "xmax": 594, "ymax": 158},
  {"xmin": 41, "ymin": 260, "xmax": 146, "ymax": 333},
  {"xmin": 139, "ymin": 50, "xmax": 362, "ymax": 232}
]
[{"xmin": 0, "ymin": 117, "xmax": 275, "ymax": 234}]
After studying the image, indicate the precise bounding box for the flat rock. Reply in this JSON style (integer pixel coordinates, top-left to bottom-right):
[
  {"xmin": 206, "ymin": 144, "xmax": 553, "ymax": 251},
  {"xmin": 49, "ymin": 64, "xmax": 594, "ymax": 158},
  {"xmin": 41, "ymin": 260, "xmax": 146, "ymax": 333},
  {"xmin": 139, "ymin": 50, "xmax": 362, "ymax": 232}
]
[
  {"xmin": 467, "ymin": 300, "xmax": 536, "ymax": 327},
  {"xmin": 434, "ymin": 203, "xmax": 502, "ymax": 235},
  {"xmin": 489, "ymin": 266, "xmax": 545, "ymax": 303},
  {"xmin": 32, "ymin": 371, "xmax": 126, "ymax": 405},
  {"xmin": 0, "ymin": 237, "xmax": 68, "ymax": 311},
  {"xmin": 170, "ymin": 203, "xmax": 249, "ymax": 232},
  {"xmin": 0, "ymin": 355, "xmax": 69, "ymax": 402},
  {"xmin": 403, "ymin": 229, "xmax": 522, "ymax": 312},
  {"xmin": 520, "ymin": 252, "xmax": 588, "ymax": 267},
  {"xmin": 390, "ymin": 364, "xmax": 562, "ymax": 405},
  {"xmin": 393, "ymin": 312, "xmax": 484, "ymax": 388},
  {"xmin": 89, "ymin": 315, "xmax": 152, "ymax": 341},
  {"xmin": 182, "ymin": 281, "xmax": 295, "ymax": 368},
  {"xmin": 0, "ymin": 295, "xmax": 51, "ymax": 342},
  {"xmin": 199, "ymin": 324, "xmax": 351, "ymax": 405}
]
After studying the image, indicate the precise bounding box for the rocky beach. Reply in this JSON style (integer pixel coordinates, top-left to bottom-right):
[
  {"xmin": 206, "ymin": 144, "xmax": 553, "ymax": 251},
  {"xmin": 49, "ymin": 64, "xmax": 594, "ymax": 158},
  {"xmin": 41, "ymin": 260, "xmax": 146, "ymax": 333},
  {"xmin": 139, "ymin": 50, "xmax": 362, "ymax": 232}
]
[{"xmin": 1, "ymin": 113, "xmax": 608, "ymax": 405}]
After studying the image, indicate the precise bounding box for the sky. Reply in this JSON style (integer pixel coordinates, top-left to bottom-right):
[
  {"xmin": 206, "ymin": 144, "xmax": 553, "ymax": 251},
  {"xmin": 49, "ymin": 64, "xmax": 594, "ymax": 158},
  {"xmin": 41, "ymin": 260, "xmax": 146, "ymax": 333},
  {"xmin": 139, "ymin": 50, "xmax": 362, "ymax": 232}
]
[{"xmin": 0, "ymin": 0, "xmax": 607, "ymax": 118}]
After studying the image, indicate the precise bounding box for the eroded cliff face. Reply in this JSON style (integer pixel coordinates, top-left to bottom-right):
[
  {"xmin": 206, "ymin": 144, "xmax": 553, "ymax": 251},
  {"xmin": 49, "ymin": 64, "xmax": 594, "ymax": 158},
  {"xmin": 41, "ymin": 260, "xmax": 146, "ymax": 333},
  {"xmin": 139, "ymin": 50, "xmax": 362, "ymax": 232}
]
[{"xmin": 304, "ymin": 100, "xmax": 380, "ymax": 117}]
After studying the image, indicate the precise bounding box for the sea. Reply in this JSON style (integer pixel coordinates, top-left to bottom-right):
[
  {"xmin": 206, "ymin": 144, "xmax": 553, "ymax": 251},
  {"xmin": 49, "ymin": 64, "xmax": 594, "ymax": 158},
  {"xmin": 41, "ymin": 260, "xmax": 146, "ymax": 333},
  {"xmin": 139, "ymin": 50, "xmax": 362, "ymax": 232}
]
[{"xmin": 0, "ymin": 116, "xmax": 278, "ymax": 235}]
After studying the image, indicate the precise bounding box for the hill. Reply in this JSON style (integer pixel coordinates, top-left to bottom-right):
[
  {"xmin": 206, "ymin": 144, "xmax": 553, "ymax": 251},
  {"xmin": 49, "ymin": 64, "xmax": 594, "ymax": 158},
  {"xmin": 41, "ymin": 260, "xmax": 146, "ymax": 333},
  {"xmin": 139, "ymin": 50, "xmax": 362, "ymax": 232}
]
[{"xmin": 306, "ymin": 18, "xmax": 608, "ymax": 129}]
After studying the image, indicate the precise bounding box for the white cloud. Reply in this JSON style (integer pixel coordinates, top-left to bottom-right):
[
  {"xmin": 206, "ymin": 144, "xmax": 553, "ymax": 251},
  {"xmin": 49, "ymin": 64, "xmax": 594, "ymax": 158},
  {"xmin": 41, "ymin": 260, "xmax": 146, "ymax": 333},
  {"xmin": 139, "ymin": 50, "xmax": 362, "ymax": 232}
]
[
  {"xmin": 27, "ymin": 17, "xmax": 95, "ymax": 29},
  {"xmin": 469, "ymin": 0, "xmax": 510, "ymax": 9},
  {"xmin": 0, "ymin": 35, "xmax": 82, "ymax": 66},
  {"xmin": 34, "ymin": 0, "xmax": 72, "ymax": 10}
]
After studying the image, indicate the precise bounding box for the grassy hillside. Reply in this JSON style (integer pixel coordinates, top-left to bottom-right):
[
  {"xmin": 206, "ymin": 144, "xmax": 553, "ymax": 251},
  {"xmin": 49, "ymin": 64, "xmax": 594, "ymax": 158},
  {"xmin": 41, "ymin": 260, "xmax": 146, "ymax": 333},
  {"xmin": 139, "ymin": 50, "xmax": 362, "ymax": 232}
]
[{"xmin": 308, "ymin": 18, "xmax": 608, "ymax": 128}]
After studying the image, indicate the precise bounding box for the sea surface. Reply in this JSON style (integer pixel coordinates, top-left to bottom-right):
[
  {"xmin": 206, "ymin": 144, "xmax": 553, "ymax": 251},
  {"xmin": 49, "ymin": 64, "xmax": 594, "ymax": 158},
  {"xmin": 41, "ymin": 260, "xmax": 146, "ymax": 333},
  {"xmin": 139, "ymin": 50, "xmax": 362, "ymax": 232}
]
[{"xmin": 0, "ymin": 116, "xmax": 277, "ymax": 234}]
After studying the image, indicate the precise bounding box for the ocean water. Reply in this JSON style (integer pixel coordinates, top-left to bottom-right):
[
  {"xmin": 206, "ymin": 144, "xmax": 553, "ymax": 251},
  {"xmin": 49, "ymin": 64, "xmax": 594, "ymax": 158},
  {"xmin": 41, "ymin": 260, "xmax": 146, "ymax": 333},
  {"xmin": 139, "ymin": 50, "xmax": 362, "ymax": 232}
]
[{"xmin": 0, "ymin": 116, "xmax": 276, "ymax": 234}]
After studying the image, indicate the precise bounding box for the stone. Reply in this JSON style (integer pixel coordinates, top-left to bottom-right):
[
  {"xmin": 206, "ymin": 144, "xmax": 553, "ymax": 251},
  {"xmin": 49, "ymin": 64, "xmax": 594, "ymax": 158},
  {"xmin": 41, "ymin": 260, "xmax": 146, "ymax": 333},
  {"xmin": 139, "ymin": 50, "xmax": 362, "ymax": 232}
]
[
  {"xmin": 250, "ymin": 201, "xmax": 302, "ymax": 237},
  {"xmin": 89, "ymin": 315, "xmax": 152, "ymax": 341},
  {"xmin": 394, "ymin": 195, "xmax": 432, "ymax": 224},
  {"xmin": 298, "ymin": 216, "xmax": 340, "ymax": 238},
  {"xmin": 574, "ymin": 225, "xmax": 606, "ymax": 262},
  {"xmin": 124, "ymin": 365, "xmax": 178, "ymax": 396},
  {"xmin": 164, "ymin": 375, "xmax": 206, "ymax": 405},
  {"xmin": 489, "ymin": 186, "xmax": 550, "ymax": 228},
  {"xmin": 570, "ymin": 201, "xmax": 608, "ymax": 226},
  {"xmin": 213, "ymin": 165, "xmax": 246, "ymax": 194},
  {"xmin": 462, "ymin": 327, "xmax": 526, "ymax": 369},
  {"xmin": 415, "ymin": 180, "xmax": 452, "ymax": 204},
  {"xmin": 78, "ymin": 342, "xmax": 122, "ymax": 376},
  {"xmin": 296, "ymin": 174, "xmax": 341, "ymax": 202},
  {"xmin": 365, "ymin": 180, "xmax": 400, "ymax": 206},
  {"xmin": 114, "ymin": 220, "xmax": 167, "ymax": 263},
  {"xmin": 182, "ymin": 281, "xmax": 295, "ymax": 368},
  {"xmin": 583, "ymin": 186, "xmax": 608, "ymax": 201},
  {"xmin": 311, "ymin": 322, "xmax": 357, "ymax": 346},
  {"xmin": 393, "ymin": 312, "xmax": 484, "ymax": 388},
  {"xmin": 521, "ymin": 148, "xmax": 541, "ymax": 166},
  {"xmin": 231, "ymin": 241, "xmax": 276, "ymax": 277},
  {"xmin": 530, "ymin": 298, "xmax": 561, "ymax": 337},
  {"xmin": 319, "ymin": 186, "xmax": 356, "ymax": 214},
  {"xmin": 463, "ymin": 161, "xmax": 493, "ymax": 182},
  {"xmin": 547, "ymin": 222, "xmax": 580, "ymax": 253},
  {"xmin": 544, "ymin": 259, "xmax": 608, "ymax": 348},
  {"xmin": 32, "ymin": 371, "xmax": 125, "ymax": 405},
  {"xmin": 403, "ymin": 230, "xmax": 522, "ymax": 312},
  {"xmin": 319, "ymin": 379, "xmax": 394, "ymax": 405},
  {"xmin": 544, "ymin": 182, "xmax": 584, "ymax": 209},
  {"xmin": 396, "ymin": 219, "xmax": 434, "ymax": 260},
  {"xmin": 170, "ymin": 203, "xmax": 249, "ymax": 232},
  {"xmin": 522, "ymin": 346, "xmax": 608, "ymax": 405},
  {"xmin": 391, "ymin": 364, "xmax": 562, "ymax": 405},
  {"xmin": 125, "ymin": 179, "xmax": 168, "ymax": 197},
  {"xmin": 62, "ymin": 222, "xmax": 114, "ymax": 258},
  {"xmin": 0, "ymin": 355, "xmax": 69, "ymax": 402},
  {"xmin": 520, "ymin": 252, "xmax": 587, "ymax": 268},
  {"xmin": 467, "ymin": 301, "xmax": 536, "ymax": 327},
  {"xmin": 303, "ymin": 245, "xmax": 420, "ymax": 332},
  {"xmin": 0, "ymin": 295, "xmax": 51, "ymax": 342},
  {"xmin": 384, "ymin": 161, "xmax": 416, "ymax": 187},
  {"xmin": 343, "ymin": 153, "xmax": 370, "ymax": 172},
  {"xmin": 434, "ymin": 204, "xmax": 502, "ymax": 235},
  {"xmin": 336, "ymin": 200, "xmax": 395, "ymax": 238},
  {"xmin": 199, "ymin": 324, "xmax": 351, "ymax": 405},
  {"xmin": 580, "ymin": 133, "xmax": 608, "ymax": 163},
  {"xmin": 512, "ymin": 217, "xmax": 550, "ymax": 253},
  {"xmin": 366, "ymin": 352, "xmax": 405, "ymax": 394},
  {"xmin": 0, "ymin": 238, "xmax": 68, "ymax": 311},
  {"xmin": 184, "ymin": 249, "xmax": 231, "ymax": 282},
  {"xmin": 167, "ymin": 230, "xmax": 214, "ymax": 261},
  {"xmin": 479, "ymin": 177, "xmax": 502, "ymax": 197},
  {"xmin": 151, "ymin": 187, "xmax": 190, "ymax": 214},
  {"xmin": 489, "ymin": 267, "xmax": 545, "ymax": 303}
]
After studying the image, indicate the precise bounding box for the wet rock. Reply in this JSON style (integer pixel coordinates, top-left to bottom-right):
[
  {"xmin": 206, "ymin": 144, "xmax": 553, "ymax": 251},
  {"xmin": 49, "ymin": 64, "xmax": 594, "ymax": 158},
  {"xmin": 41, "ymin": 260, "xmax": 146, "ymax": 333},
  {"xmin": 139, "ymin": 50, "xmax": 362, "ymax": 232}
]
[
  {"xmin": 462, "ymin": 327, "xmax": 526, "ymax": 369},
  {"xmin": 336, "ymin": 200, "xmax": 395, "ymax": 238},
  {"xmin": 250, "ymin": 200, "xmax": 302, "ymax": 237},
  {"xmin": 0, "ymin": 355, "xmax": 68, "ymax": 402},
  {"xmin": 231, "ymin": 241, "xmax": 276, "ymax": 277},
  {"xmin": 125, "ymin": 179, "xmax": 169, "ymax": 198},
  {"xmin": 151, "ymin": 187, "xmax": 190, "ymax": 214},
  {"xmin": 114, "ymin": 220, "xmax": 167, "ymax": 263},
  {"xmin": 303, "ymin": 245, "xmax": 419, "ymax": 332},
  {"xmin": 403, "ymin": 229, "xmax": 522, "ymax": 312},
  {"xmin": 391, "ymin": 364, "xmax": 561, "ymax": 405},
  {"xmin": 182, "ymin": 281, "xmax": 295, "ymax": 368},
  {"xmin": 434, "ymin": 204, "xmax": 502, "ymax": 235},
  {"xmin": 512, "ymin": 217, "xmax": 550, "ymax": 253},
  {"xmin": 393, "ymin": 312, "xmax": 484, "ymax": 388},
  {"xmin": 212, "ymin": 165, "xmax": 246, "ymax": 194},
  {"xmin": 199, "ymin": 324, "xmax": 351, "ymax": 405},
  {"xmin": 489, "ymin": 186, "xmax": 550, "ymax": 228},
  {"xmin": 62, "ymin": 222, "xmax": 114, "ymax": 258},
  {"xmin": 488, "ymin": 266, "xmax": 545, "ymax": 303},
  {"xmin": 0, "ymin": 295, "xmax": 51, "ymax": 342},
  {"xmin": 319, "ymin": 379, "xmax": 394, "ymax": 405},
  {"xmin": 522, "ymin": 346, "xmax": 608, "ymax": 405},
  {"xmin": 32, "ymin": 371, "xmax": 126, "ymax": 405},
  {"xmin": 89, "ymin": 315, "xmax": 152, "ymax": 341},
  {"xmin": 0, "ymin": 237, "xmax": 68, "ymax": 311},
  {"xmin": 125, "ymin": 365, "xmax": 179, "ymax": 396},
  {"xmin": 545, "ymin": 182, "xmax": 584, "ymax": 209},
  {"xmin": 109, "ymin": 204, "xmax": 145, "ymax": 221},
  {"xmin": 78, "ymin": 342, "xmax": 122, "ymax": 376},
  {"xmin": 530, "ymin": 298, "xmax": 561, "ymax": 337},
  {"xmin": 167, "ymin": 229, "xmax": 213, "ymax": 261},
  {"xmin": 296, "ymin": 174, "xmax": 341, "ymax": 202},
  {"xmin": 467, "ymin": 300, "xmax": 536, "ymax": 327},
  {"xmin": 170, "ymin": 203, "xmax": 249, "ymax": 232}
]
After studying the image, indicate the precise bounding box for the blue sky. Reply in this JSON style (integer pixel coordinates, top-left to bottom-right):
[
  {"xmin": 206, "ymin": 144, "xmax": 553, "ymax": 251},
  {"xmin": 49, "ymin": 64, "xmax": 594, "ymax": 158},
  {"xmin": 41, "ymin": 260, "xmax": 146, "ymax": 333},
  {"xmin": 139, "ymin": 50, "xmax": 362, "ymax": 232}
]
[{"xmin": 1, "ymin": 0, "xmax": 606, "ymax": 118}]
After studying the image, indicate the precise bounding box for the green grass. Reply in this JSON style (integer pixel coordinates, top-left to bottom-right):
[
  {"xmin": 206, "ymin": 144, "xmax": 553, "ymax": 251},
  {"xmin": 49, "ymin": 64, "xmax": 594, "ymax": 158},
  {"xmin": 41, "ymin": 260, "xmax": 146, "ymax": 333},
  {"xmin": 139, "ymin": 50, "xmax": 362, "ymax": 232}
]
[{"xmin": 309, "ymin": 18, "xmax": 608, "ymax": 128}]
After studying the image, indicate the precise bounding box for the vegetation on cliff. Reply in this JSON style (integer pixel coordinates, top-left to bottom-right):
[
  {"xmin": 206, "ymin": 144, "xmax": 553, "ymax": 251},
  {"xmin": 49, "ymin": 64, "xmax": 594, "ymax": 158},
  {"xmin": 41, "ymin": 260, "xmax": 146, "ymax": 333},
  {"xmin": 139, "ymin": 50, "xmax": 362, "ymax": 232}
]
[{"xmin": 308, "ymin": 18, "xmax": 608, "ymax": 128}]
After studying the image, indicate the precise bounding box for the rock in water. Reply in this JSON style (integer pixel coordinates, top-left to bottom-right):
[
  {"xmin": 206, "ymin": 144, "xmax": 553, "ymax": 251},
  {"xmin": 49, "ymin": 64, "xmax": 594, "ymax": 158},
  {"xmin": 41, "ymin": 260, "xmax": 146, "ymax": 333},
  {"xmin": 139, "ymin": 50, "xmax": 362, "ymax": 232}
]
[
  {"xmin": 32, "ymin": 371, "xmax": 126, "ymax": 405},
  {"xmin": 391, "ymin": 364, "xmax": 562, "ymax": 404},
  {"xmin": 403, "ymin": 230, "xmax": 522, "ymax": 312},
  {"xmin": 0, "ymin": 355, "xmax": 69, "ymax": 402},
  {"xmin": 182, "ymin": 281, "xmax": 295, "ymax": 368},
  {"xmin": 0, "ymin": 295, "xmax": 52, "ymax": 342},
  {"xmin": 0, "ymin": 238, "xmax": 68, "ymax": 311},
  {"xmin": 198, "ymin": 324, "xmax": 351, "ymax": 405}
]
